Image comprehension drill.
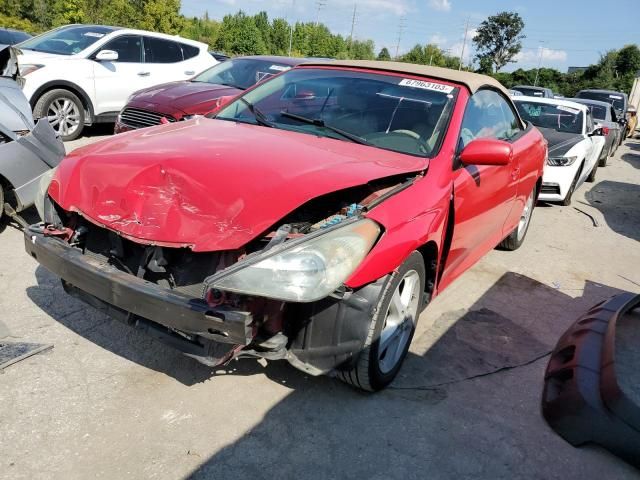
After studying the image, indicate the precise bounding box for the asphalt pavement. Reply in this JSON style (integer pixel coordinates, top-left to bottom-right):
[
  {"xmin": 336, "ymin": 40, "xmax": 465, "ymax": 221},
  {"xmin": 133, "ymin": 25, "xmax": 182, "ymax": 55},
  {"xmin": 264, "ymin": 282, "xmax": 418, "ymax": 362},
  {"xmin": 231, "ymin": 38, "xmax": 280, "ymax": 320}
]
[{"xmin": 1, "ymin": 130, "xmax": 640, "ymax": 479}]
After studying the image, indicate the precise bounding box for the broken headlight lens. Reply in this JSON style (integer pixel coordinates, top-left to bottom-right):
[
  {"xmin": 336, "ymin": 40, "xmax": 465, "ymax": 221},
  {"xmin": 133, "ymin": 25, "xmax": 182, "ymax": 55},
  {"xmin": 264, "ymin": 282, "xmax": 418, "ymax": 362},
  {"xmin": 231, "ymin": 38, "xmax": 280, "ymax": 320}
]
[
  {"xmin": 547, "ymin": 156, "xmax": 577, "ymax": 166},
  {"xmin": 211, "ymin": 219, "xmax": 381, "ymax": 302},
  {"xmin": 18, "ymin": 64, "xmax": 44, "ymax": 76}
]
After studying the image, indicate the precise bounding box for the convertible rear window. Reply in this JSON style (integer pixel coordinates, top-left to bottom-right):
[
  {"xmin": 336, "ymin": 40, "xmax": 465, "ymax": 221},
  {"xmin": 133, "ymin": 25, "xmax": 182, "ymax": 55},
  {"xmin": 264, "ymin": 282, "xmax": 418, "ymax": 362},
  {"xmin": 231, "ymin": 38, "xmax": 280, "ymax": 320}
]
[
  {"xmin": 215, "ymin": 67, "xmax": 457, "ymax": 158},
  {"xmin": 514, "ymin": 101, "xmax": 583, "ymax": 134}
]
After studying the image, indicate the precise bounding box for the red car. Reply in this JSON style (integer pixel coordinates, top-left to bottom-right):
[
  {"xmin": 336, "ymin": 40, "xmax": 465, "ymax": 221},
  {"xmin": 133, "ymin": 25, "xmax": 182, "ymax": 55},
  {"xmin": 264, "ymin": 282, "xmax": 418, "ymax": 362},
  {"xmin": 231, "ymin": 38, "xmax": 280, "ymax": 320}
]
[
  {"xmin": 28, "ymin": 61, "xmax": 546, "ymax": 391},
  {"xmin": 114, "ymin": 55, "xmax": 306, "ymax": 133}
]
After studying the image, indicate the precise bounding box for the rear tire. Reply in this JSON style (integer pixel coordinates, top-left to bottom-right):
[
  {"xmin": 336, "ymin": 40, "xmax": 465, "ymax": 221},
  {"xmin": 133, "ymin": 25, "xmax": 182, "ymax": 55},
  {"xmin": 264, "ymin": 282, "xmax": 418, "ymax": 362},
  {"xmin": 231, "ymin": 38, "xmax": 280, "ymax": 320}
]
[
  {"xmin": 338, "ymin": 251, "xmax": 426, "ymax": 392},
  {"xmin": 499, "ymin": 185, "xmax": 536, "ymax": 251},
  {"xmin": 34, "ymin": 89, "xmax": 85, "ymax": 141}
]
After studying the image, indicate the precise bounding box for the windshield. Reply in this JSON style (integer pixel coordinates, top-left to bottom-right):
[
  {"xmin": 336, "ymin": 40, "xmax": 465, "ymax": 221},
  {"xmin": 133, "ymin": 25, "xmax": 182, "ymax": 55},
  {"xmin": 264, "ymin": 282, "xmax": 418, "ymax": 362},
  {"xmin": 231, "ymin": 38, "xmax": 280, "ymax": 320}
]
[
  {"xmin": 215, "ymin": 68, "xmax": 457, "ymax": 157},
  {"xmin": 17, "ymin": 25, "xmax": 114, "ymax": 56},
  {"xmin": 515, "ymin": 101, "xmax": 584, "ymax": 134},
  {"xmin": 582, "ymin": 103, "xmax": 607, "ymax": 120},
  {"xmin": 193, "ymin": 58, "xmax": 295, "ymax": 90},
  {"xmin": 576, "ymin": 91, "xmax": 625, "ymax": 112}
]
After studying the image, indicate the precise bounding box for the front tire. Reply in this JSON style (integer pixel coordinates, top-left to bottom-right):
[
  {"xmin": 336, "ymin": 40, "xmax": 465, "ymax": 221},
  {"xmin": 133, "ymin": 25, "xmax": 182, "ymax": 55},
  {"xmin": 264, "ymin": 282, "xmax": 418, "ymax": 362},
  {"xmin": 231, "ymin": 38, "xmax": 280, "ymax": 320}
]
[
  {"xmin": 586, "ymin": 162, "xmax": 598, "ymax": 182},
  {"xmin": 560, "ymin": 163, "xmax": 582, "ymax": 206},
  {"xmin": 34, "ymin": 89, "xmax": 85, "ymax": 141},
  {"xmin": 338, "ymin": 251, "xmax": 426, "ymax": 392},
  {"xmin": 499, "ymin": 185, "xmax": 536, "ymax": 251}
]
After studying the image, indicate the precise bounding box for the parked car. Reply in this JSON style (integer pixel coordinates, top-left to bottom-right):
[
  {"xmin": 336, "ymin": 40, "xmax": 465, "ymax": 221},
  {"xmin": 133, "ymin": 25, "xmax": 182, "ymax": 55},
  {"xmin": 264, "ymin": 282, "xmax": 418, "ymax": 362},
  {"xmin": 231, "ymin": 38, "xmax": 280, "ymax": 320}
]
[
  {"xmin": 0, "ymin": 27, "xmax": 31, "ymax": 46},
  {"xmin": 514, "ymin": 96, "xmax": 605, "ymax": 205},
  {"xmin": 26, "ymin": 61, "xmax": 546, "ymax": 391},
  {"xmin": 209, "ymin": 51, "xmax": 230, "ymax": 62},
  {"xmin": 0, "ymin": 46, "xmax": 64, "ymax": 221},
  {"xmin": 512, "ymin": 85, "xmax": 554, "ymax": 98},
  {"xmin": 14, "ymin": 24, "xmax": 216, "ymax": 141},
  {"xmin": 575, "ymin": 89, "xmax": 629, "ymax": 145},
  {"xmin": 570, "ymin": 97, "xmax": 622, "ymax": 164},
  {"xmin": 115, "ymin": 55, "xmax": 307, "ymax": 133}
]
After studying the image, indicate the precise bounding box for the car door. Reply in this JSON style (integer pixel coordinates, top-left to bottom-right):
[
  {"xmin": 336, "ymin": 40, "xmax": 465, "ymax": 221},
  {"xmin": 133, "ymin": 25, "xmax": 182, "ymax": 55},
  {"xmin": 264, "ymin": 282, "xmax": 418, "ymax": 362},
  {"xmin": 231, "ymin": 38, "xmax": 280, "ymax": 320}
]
[
  {"xmin": 142, "ymin": 36, "xmax": 195, "ymax": 84},
  {"xmin": 92, "ymin": 34, "xmax": 150, "ymax": 115},
  {"xmin": 441, "ymin": 89, "xmax": 523, "ymax": 285},
  {"xmin": 581, "ymin": 110, "xmax": 601, "ymax": 183}
]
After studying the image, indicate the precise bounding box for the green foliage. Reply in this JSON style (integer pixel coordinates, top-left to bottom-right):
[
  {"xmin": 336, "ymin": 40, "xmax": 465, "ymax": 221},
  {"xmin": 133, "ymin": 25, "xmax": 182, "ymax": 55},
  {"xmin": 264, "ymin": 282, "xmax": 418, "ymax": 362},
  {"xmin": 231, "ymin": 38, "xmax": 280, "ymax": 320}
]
[
  {"xmin": 399, "ymin": 43, "xmax": 460, "ymax": 69},
  {"xmin": 473, "ymin": 11, "xmax": 525, "ymax": 72},
  {"xmin": 377, "ymin": 47, "xmax": 391, "ymax": 61},
  {"xmin": 0, "ymin": 13, "xmax": 37, "ymax": 32},
  {"xmin": 489, "ymin": 45, "xmax": 640, "ymax": 97},
  {"xmin": 213, "ymin": 11, "xmax": 267, "ymax": 56}
]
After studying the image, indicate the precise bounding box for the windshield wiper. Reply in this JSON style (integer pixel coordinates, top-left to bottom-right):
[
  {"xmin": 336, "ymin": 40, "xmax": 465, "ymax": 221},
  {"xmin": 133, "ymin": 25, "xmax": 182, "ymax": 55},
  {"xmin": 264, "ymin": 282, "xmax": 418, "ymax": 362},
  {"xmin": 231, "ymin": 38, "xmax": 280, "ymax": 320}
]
[
  {"xmin": 279, "ymin": 111, "xmax": 372, "ymax": 146},
  {"xmin": 239, "ymin": 97, "xmax": 274, "ymax": 127}
]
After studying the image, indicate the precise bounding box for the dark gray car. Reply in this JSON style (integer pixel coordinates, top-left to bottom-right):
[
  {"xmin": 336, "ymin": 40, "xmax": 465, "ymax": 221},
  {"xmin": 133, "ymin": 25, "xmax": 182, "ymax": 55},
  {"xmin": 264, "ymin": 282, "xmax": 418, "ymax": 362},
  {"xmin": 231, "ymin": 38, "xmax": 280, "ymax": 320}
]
[
  {"xmin": 512, "ymin": 85, "xmax": 555, "ymax": 98},
  {"xmin": 575, "ymin": 89, "xmax": 629, "ymax": 145},
  {"xmin": 570, "ymin": 97, "xmax": 621, "ymax": 165},
  {"xmin": 0, "ymin": 45, "xmax": 64, "ymax": 222}
]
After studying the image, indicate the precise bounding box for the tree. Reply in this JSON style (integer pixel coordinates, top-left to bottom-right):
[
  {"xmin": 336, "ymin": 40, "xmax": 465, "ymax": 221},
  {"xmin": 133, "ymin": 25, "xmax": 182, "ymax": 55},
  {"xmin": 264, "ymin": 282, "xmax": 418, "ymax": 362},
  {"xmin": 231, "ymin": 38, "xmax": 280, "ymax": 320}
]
[
  {"xmin": 473, "ymin": 11, "xmax": 525, "ymax": 72},
  {"xmin": 377, "ymin": 47, "xmax": 391, "ymax": 60},
  {"xmin": 615, "ymin": 44, "xmax": 640, "ymax": 76},
  {"xmin": 214, "ymin": 11, "xmax": 267, "ymax": 55}
]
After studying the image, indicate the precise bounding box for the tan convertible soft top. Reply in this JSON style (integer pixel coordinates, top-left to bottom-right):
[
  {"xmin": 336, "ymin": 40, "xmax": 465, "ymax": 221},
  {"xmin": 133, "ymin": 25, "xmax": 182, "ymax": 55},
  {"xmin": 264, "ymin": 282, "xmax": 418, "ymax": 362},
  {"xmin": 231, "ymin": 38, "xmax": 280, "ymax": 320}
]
[{"xmin": 300, "ymin": 60, "xmax": 509, "ymax": 96}]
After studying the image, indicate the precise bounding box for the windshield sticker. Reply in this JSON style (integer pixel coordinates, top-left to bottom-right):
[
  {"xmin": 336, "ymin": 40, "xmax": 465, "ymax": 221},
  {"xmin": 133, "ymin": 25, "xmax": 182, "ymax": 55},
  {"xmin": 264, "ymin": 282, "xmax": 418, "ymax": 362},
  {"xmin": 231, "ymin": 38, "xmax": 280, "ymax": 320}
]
[
  {"xmin": 533, "ymin": 92, "xmax": 543, "ymax": 96},
  {"xmin": 609, "ymin": 94, "xmax": 622, "ymax": 99},
  {"xmin": 398, "ymin": 79, "xmax": 454, "ymax": 93},
  {"xmin": 557, "ymin": 106, "xmax": 580, "ymax": 114},
  {"xmin": 269, "ymin": 65, "xmax": 291, "ymax": 72},
  {"xmin": 83, "ymin": 32, "xmax": 105, "ymax": 38}
]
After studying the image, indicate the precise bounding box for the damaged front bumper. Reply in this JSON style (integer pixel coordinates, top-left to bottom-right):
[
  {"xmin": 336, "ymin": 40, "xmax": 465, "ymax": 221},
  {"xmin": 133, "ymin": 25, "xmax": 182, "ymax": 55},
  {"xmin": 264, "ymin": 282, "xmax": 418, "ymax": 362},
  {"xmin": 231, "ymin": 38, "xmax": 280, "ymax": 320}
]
[{"xmin": 24, "ymin": 228, "xmax": 254, "ymax": 363}]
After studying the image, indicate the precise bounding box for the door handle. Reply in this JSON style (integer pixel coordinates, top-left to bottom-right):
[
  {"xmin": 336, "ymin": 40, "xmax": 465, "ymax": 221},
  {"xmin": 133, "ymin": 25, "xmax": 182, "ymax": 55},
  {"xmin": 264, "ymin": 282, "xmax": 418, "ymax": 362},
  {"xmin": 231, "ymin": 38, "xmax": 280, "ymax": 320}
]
[
  {"xmin": 138, "ymin": 71, "xmax": 150, "ymax": 77},
  {"xmin": 184, "ymin": 70, "xmax": 195, "ymax": 75}
]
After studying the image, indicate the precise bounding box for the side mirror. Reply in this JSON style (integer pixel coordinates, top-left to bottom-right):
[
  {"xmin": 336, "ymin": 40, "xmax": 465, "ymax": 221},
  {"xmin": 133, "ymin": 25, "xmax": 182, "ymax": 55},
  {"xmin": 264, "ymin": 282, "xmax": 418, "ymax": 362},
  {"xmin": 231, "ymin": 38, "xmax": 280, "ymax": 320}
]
[
  {"xmin": 589, "ymin": 127, "xmax": 605, "ymax": 137},
  {"xmin": 459, "ymin": 138, "xmax": 513, "ymax": 166},
  {"xmin": 95, "ymin": 50, "xmax": 118, "ymax": 62}
]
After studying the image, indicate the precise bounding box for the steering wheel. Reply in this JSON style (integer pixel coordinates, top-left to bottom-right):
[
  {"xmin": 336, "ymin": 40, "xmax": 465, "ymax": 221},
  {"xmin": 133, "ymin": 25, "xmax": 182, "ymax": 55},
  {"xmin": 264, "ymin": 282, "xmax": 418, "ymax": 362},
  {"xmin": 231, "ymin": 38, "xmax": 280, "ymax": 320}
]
[{"xmin": 391, "ymin": 129, "xmax": 421, "ymax": 140}]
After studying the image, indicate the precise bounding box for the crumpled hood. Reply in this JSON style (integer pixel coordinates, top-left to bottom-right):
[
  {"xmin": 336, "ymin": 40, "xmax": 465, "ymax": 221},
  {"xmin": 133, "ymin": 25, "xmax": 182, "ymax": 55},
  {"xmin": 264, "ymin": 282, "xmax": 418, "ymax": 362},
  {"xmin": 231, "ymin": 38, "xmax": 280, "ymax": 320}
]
[
  {"xmin": 129, "ymin": 81, "xmax": 241, "ymax": 115},
  {"xmin": 538, "ymin": 127, "xmax": 585, "ymax": 156},
  {"xmin": 51, "ymin": 118, "xmax": 427, "ymax": 251}
]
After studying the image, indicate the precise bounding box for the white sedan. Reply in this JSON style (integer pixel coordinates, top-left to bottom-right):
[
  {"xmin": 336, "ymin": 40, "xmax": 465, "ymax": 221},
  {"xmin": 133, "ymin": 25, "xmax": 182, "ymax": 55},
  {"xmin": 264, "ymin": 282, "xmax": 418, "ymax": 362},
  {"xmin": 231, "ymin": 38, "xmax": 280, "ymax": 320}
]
[{"xmin": 514, "ymin": 97, "xmax": 606, "ymax": 205}]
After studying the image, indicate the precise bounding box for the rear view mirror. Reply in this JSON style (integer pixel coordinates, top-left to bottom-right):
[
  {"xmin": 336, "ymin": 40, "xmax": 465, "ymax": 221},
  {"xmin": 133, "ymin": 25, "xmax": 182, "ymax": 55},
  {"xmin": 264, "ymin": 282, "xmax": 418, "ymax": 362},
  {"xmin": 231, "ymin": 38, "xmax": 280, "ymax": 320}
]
[
  {"xmin": 459, "ymin": 138, "xmax": 513, "ymax": 166},
  {"xmin": 95, "ymin": 50, "xmax": 118, "ymax": 62}
]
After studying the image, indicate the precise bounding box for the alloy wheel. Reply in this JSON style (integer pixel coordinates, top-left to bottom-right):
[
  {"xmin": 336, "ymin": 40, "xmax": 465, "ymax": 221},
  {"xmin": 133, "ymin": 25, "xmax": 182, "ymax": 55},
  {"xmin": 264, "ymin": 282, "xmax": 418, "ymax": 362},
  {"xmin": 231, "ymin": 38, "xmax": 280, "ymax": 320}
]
[
  {"xmin": 377, "ymin": 269, "xmax": 421, "ymax": 374},
  {"xmin": 47, "ymin": 98, "xmax": 81, "ymax": 137}
]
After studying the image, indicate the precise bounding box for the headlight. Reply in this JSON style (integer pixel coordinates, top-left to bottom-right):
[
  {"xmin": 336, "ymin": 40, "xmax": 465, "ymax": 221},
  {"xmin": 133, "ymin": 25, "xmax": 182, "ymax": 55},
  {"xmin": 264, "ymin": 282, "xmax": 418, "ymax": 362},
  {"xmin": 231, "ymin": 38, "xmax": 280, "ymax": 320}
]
[
  {"xmin": 19, "ymin": 64, "xmax": 44, "ymax": 76},
  {"xmin": 34, "ymin": 167, "xmax": 56, "ymax": 221},
  {"xmin": 210, "ymin": 219, "xmax": 381, "ymax": 302},
  {"xmin": 547, "ymin": 156, "xmax": 577, "ymax": 166}
]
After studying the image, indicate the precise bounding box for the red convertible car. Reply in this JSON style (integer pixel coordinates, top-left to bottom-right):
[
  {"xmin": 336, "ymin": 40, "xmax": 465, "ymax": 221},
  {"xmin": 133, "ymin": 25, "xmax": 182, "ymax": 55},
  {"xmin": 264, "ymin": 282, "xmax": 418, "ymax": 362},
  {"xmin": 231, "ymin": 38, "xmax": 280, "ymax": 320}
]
[{"xmin": 27, "ymin": 61, "xmax": 546, "ymax": 391}]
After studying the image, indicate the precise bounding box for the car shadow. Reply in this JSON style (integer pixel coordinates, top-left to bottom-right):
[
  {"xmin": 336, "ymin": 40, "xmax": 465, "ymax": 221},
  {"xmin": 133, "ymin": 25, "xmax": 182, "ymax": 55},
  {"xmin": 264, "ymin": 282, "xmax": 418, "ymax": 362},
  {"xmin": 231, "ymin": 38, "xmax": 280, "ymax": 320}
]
[
  {"xmin": 25, "ymin": 264, "xmax": 638, "ymax": 475},
  {"xmin": 621, "ymin": 151, "xmax": 640, "ymax": 170},
  {"xmin": 584, "ymin": 179, "xmax": 640, "ymax": 243},
  {"xmin": 182, "ymin": 273, "xmax": 633, "ymax": 478}
]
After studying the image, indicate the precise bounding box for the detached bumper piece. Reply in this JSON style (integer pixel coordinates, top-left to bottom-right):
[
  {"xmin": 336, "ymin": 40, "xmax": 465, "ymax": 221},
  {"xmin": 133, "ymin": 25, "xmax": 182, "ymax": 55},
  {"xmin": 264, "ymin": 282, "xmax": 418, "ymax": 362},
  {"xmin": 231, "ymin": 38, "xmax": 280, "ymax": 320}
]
[
  {"xmin": 542, "ymin": 292, "xmax": 640, "ymax": 468},
  {"xmin": 24, "ymin": 228, "xmax": 253, "ymax": 366}
]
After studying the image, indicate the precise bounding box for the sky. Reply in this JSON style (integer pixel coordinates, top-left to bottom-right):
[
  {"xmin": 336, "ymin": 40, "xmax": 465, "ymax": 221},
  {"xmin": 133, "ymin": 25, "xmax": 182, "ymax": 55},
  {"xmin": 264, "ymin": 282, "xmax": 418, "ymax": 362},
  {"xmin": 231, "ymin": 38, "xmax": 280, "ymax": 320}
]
[{"xmin": 181, "ymin": 0, "xmax": 639, "ymax": 72}]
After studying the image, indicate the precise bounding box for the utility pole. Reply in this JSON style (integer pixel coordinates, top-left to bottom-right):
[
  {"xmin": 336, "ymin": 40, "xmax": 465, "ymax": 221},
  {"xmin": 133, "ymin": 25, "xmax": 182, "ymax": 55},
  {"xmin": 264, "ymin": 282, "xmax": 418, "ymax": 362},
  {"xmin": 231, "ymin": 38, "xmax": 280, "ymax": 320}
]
[
  {"xmin": 394, "ymin": 16, "xmax": 406, "ymax": 60},
  {"xmin": 288, "ymin": 0, "xmax": 295, "ymax": 56},
  {"xmin": 314, "ymin": 0, "xmax": 326, "ymax": 26},
  {"xmin": 348, "ymin": 2, "xmax": 357, "ymax": 56},
  {"xmin": 459, "ymin": 17, "xmax": 470, "ymax": 71},
  {"xmin": 534, "ymin": 41, "xmax": 545, "ymax": 86}
]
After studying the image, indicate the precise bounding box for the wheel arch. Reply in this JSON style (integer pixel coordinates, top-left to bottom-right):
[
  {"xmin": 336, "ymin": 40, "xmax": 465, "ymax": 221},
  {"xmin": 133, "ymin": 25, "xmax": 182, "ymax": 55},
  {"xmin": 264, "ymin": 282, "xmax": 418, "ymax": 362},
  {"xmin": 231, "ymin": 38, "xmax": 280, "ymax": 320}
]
[{"xmin": 30, "ymin": 81, "xmax": 94, "ymax": 124}]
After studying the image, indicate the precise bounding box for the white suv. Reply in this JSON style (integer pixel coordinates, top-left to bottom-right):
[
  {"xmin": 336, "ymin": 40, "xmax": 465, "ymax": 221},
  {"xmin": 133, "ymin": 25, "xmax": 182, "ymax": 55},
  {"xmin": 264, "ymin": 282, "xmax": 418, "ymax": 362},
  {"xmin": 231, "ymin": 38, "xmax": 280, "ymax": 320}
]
[{"xmin": 16, "ymin": 24, "xmax": 216, "ymax": 140}]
